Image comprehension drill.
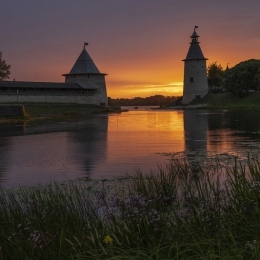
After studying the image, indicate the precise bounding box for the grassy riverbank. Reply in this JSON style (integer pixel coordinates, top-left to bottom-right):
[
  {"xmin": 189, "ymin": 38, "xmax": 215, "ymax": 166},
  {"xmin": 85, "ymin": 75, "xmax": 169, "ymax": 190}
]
[
  {"xmin": 191, "ymin": 91, "xmax": 260, "ymax": 109},
  {"xmin": 0, "ymin": 103, "xmax": 119, "ymax": 123},
  {"xmin": 1, "ymin": 154, "xmax": 260, "ymax": 259},
  {"xmin": 24, "ymin": 103, "xmax": 117, "ymax": 117}
]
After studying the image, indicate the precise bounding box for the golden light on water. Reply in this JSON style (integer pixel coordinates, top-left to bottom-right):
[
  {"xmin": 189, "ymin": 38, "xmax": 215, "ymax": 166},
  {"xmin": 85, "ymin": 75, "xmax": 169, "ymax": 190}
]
[
  {"xmin": 207, "ymin": 129, "xmax": 236, "ymax": 153},
  {"xmin": 107, "ymin": 111, "xmax": 185, "ymax": 159}
]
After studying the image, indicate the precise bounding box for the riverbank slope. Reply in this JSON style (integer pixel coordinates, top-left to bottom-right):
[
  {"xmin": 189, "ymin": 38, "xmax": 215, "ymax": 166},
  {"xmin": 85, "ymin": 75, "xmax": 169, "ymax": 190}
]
[
  {"xmin": 0, "ymin": 103, "xmax": 120, "ymax": 123},
  {"xmin": 190, "ymin": 91, "xmax": 260, "ymax": 109}
]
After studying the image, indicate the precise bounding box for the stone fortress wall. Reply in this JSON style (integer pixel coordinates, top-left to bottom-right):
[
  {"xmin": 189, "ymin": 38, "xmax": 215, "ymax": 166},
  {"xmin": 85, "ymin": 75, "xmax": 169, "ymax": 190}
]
[{"xmin": 0, "ymin": 93, "xmax": 99, "ymax": 105}]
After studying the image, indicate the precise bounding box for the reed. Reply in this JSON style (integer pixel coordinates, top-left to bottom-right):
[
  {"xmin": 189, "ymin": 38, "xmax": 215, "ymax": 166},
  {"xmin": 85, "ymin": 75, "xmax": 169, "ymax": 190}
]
[{"xmin": 0, "ymin": 154, "xmax": 260, "ymax": 259}]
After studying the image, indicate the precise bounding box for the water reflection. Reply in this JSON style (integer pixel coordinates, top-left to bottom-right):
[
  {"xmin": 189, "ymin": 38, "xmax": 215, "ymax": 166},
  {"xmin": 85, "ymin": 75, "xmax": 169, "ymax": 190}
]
[
  {"xmin": 207, "ymin": 110, "xmax": 260, "ymax": 155},
  {"xmin": 0, "ymin": 109, "xmax": 260, "ymax": 188},
  {"xmin": 0, "ymin": 138, "xmax": 10, "ymax": 180},
  {"xmin": 0, "ymin": 117, "xmax": 108, "ymax": 188},
  {"xmin": 69, "ymin": 117, "xmax": 108, "ymax": 175},
  {"xmin": 184, "ymin": 110, "xmax": 208, "ymax": 155}
]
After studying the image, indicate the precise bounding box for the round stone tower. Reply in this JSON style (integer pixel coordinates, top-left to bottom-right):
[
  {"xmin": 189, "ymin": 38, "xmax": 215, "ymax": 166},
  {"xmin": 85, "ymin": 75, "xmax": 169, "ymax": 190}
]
[{"xmin": 182, "ymin": 27, "xmax": 208, "ymax": 104}]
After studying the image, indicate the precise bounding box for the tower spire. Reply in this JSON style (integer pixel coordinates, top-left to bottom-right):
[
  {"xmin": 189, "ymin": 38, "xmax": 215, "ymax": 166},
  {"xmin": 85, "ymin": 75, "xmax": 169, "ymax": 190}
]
[
  {"xmin": 183, "ymin": 26, "xmax": 206, "ymax": 61},
  {"xmin": 190, "ymin": 26, "xmax": 200, "ymax": 43},
  {"xmin": 182, "ymin": 27, "xmax": 208, "ymax": 104}
]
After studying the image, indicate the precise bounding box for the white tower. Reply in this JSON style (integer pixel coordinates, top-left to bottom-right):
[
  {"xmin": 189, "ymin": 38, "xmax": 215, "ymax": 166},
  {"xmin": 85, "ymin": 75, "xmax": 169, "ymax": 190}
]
[{"xmin": 182, "ymin": 27, "xmax": 208, "ymax": 104}]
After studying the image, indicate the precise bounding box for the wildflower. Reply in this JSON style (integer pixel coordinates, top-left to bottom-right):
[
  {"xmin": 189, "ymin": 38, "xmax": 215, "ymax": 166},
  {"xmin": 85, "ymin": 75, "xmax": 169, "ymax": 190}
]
[
  {"xmin": 103, "ymin": 235, "xmax": 113, "ymax": 244},
  {"xmin": 245, "ymin": 240, "xmax": 257, "ymax": 250}
]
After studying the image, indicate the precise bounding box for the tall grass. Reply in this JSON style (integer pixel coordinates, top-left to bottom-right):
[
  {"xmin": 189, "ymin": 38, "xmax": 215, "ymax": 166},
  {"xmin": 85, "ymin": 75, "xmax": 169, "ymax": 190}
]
[{"xmin": 1, "ymin": 154, "xmax": 260, "ymax": 259}]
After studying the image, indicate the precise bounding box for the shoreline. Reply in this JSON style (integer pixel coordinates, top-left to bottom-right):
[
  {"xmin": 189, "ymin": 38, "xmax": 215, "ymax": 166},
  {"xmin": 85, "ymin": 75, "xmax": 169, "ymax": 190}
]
[
  {"xmin": 0, "ymin": 103, "xmax": 125, "ymax": 123},
  {"xmin": 1, "ymin": 91, "xmax": 260, "ymax": 123}
]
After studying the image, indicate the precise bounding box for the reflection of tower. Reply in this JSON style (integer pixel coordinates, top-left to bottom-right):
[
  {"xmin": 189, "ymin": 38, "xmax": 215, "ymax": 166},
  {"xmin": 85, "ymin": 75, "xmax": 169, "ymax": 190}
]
[
  {"xmin": 182, "ymin": 26, "xmax": 208, "ymax": 104},
  {"xmin": 70, "ymin": 116, "xmax": 108, "ymax": 176},
  {"xmin": 184, "ymin": 110, "xmax": 208, "ymax": 158},
  {"xmin": 0, "ymin": 117, "xmax": 108, "ymax": 186}
]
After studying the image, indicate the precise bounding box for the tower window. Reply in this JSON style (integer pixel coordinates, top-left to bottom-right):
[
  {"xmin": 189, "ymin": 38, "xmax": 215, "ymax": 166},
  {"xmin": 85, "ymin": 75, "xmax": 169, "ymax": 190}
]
[{"xmin": 190, "ymin": 77, "xmax": 194, "ymax": 83}]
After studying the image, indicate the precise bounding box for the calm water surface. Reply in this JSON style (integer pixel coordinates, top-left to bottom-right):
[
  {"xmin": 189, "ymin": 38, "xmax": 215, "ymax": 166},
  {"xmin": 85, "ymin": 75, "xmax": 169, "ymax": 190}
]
[{"xmin": 1, "ymin": 108, "xmax": 260, "ymax": 189}]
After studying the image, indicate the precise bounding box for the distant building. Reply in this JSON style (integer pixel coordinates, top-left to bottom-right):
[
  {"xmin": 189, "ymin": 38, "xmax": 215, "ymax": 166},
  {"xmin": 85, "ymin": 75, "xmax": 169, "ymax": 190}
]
[
  {"xmin": 0, "ymin": 44, "xmax": 108, "ymax": 105},
  {"xmin": 182, "ymin": 27, "xmax": 208, "ymax": 104}
]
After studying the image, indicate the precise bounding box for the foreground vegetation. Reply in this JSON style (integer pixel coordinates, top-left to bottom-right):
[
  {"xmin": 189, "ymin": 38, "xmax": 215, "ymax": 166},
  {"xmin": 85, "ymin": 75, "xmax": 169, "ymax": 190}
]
[{"xmin": 1, "ymin": 154, "xmax": 260, "ymax": 259}]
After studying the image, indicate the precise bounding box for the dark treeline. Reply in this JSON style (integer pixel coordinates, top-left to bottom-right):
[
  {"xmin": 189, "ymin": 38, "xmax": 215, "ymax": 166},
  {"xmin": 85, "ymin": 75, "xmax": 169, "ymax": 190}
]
[
  {"xmin": 225, "ymin": 59, "xmax": 260, "ymax": 96},
  {"xmin": 108, "ymin": 95, "xmax": 178, "ymax": 106},
  {"xmin": 208, "ymin": 59, "xmax": 260, "ymax": 97}
]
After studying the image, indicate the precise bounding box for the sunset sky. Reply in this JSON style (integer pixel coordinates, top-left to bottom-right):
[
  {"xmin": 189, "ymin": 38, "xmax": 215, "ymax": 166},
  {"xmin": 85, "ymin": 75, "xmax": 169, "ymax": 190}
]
[{"xmin": 1, "ymin": 0, "xmax": 260, "ymax": 98}]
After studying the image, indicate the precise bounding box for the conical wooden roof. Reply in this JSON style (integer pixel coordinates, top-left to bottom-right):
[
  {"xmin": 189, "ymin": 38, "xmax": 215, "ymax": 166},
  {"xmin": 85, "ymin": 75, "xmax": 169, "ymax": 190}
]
[
  {"xmin": 69, "ymin": 47, "xmax": 100, "ymax": 74},
  {"xmin": 183, "ymin": 28, "xmax": 207, "ymax": 61}
]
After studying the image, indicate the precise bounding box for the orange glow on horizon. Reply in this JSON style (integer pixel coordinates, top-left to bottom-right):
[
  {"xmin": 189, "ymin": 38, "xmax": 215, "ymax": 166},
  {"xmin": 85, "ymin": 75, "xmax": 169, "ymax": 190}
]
[
  {"xmin": 106, "ymin": 80, "xmax": 184, "ymax": 98},
  {"xmin": 7, "ymin": 34, "xmax": 260, "ymax": 99},
  {"xmin": 9, "ymin": 52, "xmax": 248, "ymax": 99}
]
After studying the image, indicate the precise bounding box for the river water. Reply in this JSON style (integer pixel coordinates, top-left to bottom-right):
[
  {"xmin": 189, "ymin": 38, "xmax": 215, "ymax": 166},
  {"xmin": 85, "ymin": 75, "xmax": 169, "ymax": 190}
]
[{"xmin": 0, "ymin": 108, "xmax": 260, "ymax": 189}]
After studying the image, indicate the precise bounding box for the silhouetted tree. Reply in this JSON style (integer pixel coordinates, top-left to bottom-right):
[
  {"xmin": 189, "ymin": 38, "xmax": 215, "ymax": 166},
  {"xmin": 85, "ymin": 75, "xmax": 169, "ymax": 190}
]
[
  {"xmin": 224, "ymin": 59, "xmax": 260, "ymax": 97},
  {"xmin": 207, "ymin": 62, "xmax": 224, "ymax": 89},
  {"xmin": 254, "ymin": 67, "xmax": 260, "ymax": 89},
  {"xmin": 0, "ymin": 52, "xmax": 11, "ymax": 81}
]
